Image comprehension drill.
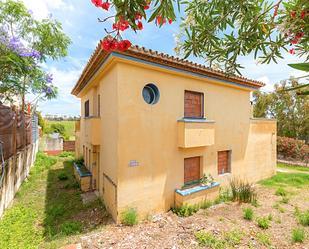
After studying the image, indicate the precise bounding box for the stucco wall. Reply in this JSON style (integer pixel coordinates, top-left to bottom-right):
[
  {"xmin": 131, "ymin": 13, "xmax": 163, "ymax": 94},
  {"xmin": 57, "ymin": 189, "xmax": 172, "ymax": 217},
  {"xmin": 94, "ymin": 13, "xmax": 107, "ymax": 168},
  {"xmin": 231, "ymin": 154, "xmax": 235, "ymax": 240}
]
[
  {"xmin": 76, "ymin": 58, "xmax": 276, "ymax": 221},
  {"xmin": 115, "ymin": 61, "xmax": 275, "ymax": 219}
]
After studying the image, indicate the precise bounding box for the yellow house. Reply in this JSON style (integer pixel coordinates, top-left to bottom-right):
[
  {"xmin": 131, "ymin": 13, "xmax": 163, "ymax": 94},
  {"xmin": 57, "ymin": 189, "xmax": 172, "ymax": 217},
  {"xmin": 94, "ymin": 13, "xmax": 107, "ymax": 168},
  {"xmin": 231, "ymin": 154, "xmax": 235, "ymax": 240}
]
[{"xmin": 71, "ymin": 44, "xmax": 276, "ymax": 222}]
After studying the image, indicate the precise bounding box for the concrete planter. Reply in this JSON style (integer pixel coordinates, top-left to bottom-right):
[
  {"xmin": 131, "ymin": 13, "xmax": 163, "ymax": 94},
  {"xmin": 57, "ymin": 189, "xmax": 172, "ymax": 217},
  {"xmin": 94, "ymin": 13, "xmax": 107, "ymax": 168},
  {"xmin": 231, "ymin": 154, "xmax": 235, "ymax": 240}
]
[
  {"xmin": 175, "ymin": 182, "xmax": 220, "ymax": 207},
  {"xmin": 73, "ymin": 162, "xmax": 92, "ymax": 192}
]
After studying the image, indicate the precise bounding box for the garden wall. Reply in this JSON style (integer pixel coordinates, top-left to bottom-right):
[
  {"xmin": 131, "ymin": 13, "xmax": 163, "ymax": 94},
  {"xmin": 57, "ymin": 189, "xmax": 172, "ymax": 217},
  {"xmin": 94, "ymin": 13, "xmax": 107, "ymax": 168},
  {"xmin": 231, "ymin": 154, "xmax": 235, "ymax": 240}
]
[{"xmin": 0, "ymin": 141, "xmax": 39, "ymax": 217}]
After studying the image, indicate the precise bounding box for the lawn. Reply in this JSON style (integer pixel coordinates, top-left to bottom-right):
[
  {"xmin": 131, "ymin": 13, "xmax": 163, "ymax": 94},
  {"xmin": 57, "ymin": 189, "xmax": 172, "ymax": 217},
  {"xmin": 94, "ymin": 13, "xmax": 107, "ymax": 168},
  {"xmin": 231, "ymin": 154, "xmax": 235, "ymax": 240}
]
[
  {"xmin": 45, "ymin": 120, "xmax": 76, "ymax": 140},
  {"xmin": 0, "ymin": 152, "xmax": 109, "ymax": 249},
  {"xmin": 277, "ymin": 162, "xmax": 309, "ymax": 172}
]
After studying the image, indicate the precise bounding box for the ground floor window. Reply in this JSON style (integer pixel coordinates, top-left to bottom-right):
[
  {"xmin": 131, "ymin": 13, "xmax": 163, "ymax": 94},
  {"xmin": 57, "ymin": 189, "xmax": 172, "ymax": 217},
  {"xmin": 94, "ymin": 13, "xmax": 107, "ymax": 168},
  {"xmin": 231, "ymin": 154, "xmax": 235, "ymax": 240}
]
[
  {"xmin": 184, "ymin": 156, "xmax": 201, "ymax": 185},
  {"xmin": 218, "ymin": 150, "xmax": 231, "ymax": 175}
]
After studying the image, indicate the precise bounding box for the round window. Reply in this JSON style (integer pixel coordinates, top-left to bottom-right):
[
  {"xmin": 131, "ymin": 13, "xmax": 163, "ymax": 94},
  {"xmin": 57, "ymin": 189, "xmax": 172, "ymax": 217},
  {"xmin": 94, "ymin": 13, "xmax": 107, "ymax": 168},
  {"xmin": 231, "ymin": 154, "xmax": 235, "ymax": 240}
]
[{"xmin": 142, "ymin": 83, "xmax": 160, "ymax": 105}]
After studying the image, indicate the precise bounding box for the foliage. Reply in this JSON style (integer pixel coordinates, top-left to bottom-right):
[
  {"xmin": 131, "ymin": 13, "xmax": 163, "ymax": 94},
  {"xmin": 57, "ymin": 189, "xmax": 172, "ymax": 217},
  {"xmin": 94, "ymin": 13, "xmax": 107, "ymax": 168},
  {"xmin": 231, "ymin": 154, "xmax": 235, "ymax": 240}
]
[
  {"xmin": 172, "ymin": 204, "xmax": 199, "ymax": 217},
  {"xmin": 92, "ymin": 0, "xmax": 308, "ymax": 74},
  {"xmin": 0, "ymin": 154, "xmax": 107, "ymax": 249},
  {"xmin": 121, "ymin": 208, "xmax": 138, "ymax": 226},
  {"xmin": 253, "ymin": 79, "xmax": 309, "ymax": 141},
  {"xmin": 200, "ymin": 173, "xmax": 215, "ymax": 185},
  {"xmin": 260, "ymin": 172, "xmax": 309, "ymax": 188},
  {"xmin": 243, "ymin": 207, "xmax": 254, "ymax": 220},
  {"xmin": 229, "ymin": 178, "xmax": 257, "ymax": 203},
  {"xmin": 45, "ymin": 120, "xmax": 75, "ymax": 140},
  {"xmin": 0, "ymin": 0, "xmax": 70, "ymax": 106},
  {"xmin": 37, "ymin": 111, "xmax": 46, "ymax": 132},
  {"xmin": 297, "ymin": 209, "xmax": 309, "ymax": 226},
  {"xmin": 57, "ymin": 172, "xmax": 68, "ymax": 181},
  {"xmin": 60, "ymin": 221, "xmax": 82, "ymax": 235},
  {"xmin": 292, "ymin": 227, "xmax": 306, "ymax": 242},
  {"xmin": 195, "ymin": 231, "xmax": 226, "ymax": 249},
  {"xmin": 59, "ymin": 151, "xmax": 75, "ymax": 158},
  {"xmin": 277, "ymin": 136, "xmax": 309, "ymax": 162},
  {"xmin": 256, "ymin": 216, "xmax": 270, "ymax": 229},
  {"xmin": 256, "ymin": 232, "xmax": 272, "ymax": 246},
  {"xmin": 200, "ymin": 200, "xmax": 212, "ymax": 209},
  {"xmin": 275, "ymin": 187, "xmax": 287, "ymax": 196}
]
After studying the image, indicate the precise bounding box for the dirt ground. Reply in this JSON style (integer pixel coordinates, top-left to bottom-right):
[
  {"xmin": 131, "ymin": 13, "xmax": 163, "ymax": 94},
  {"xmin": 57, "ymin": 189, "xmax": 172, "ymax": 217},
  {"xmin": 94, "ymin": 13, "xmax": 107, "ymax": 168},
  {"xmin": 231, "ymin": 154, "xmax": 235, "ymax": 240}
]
[{"xmin": 78, "ymin": 184, "xmax": 309, "ymax": 249}]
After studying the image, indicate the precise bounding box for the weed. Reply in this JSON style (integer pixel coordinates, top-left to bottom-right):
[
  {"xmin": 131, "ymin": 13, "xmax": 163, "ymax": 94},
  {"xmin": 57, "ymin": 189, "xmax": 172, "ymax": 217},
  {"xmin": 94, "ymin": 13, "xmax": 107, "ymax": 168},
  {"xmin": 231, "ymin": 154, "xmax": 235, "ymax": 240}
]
[
  {"xmin": 256, "ymin": 216, "xmax": 270, "ymax": 229},
  {"xmin": 172, "ymin": 204, "xmax": 199, "ymax": 217},
  {"xmin": 243, "ymin": 207, "xmax": 254, "ymax": 220},
  {"xmin": 200, "ymin": 201, "xmax": 212, "ymax": 209},
  {"xmin": 280, "ymin": 196, "xmax": 289, "ymax": 204},
  {"xmin": 275, "ymin": 187, "xmax": 287, "ymax": 196},
  {"xmin": 292, "ymin": 227, "xmax": 305, "ymax": 243},
  {"xmin": 297, "ymin": 209, "xmax": 309, "ymax": 226},
  {"xmin": 256, "ymin": 232, "xmax": 272, "ymax": 246},
  {"xmin": 251, "ymin": 199, "xmax": 259, "ymax": 207},
  {"xmin": 60, "ymin": 221, "xmax": 82, "ymax": 235},
  {"xmin": 195, "ymin": 231, "xmax": 226, "ymax": 249},
  {"xmin": 121, "ymin": 208, "xmax": 138, "ymax": 226},
  {"xmin": 268, "ymin": 213, "xmax": 273, "ymax": 221},
  {"xmin": 224, "ymin": 229, "xmax": 243, "ymax": 246},
  {"xmin": 57, "ymin": 172, "xmax": 68, "ymax": 181},
  {"xmin": 273, "ymin": 203, "xmax": 285, "ymax": 213},
  {"xmin": 230, "ymin": 178, "xmax": 257, "ymax": 203}
]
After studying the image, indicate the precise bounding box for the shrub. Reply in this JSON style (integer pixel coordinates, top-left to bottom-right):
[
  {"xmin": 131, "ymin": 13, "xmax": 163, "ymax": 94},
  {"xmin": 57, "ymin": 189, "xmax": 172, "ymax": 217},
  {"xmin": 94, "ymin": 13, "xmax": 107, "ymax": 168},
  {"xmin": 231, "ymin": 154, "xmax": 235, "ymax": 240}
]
[
  {"xmin": 172, "ymin": 204, "xmax": 199, "ymax": 217},
  {"xmin": 277, "ymin": 136, "xmax": 309, "ymax": 162},
  {"xmin": 256, "ymin": 217, "xmax": 270, "ymax": 229},
  {"xmin": 298, "ymin": 209, "xmax": 309, "ymax": 226},
  {"xmin": 60, "ymin": 221, "xmax": 82, "ymax": 235},
  {"xmin": 121, "ymin": 208, "xmax": 138, "ymax": 226},
  {"xmin": 292, "ymin": 228, "xmax": 305, "ymax": 243},
  {"xmin": 256, "ymin": 232, "xmax": 272, "ymax": 246},
  {"xmin": 57, "ymin": 172, "xmax": 68, "ymax": 181},
  {"xmin": 275, "ymin": 187, "xmax": 287, "ymax": 196},
  {"xmin": 230, "ymin": 178, "xmax": 257, "ymax": 203},
  {"xmin": 59, "ymin": 151, "xmax": 75, "ymax": 158},
  {"xmin": 243, "ymin": 207, "xmax": 254, "ymax": 220}
]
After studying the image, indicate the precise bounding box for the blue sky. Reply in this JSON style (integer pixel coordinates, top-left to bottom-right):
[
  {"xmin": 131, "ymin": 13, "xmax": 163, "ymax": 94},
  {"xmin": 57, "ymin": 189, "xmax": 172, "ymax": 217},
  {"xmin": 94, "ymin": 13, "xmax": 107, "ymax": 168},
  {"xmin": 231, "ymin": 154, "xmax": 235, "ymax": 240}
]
[{"xmin": 22, "ymin": 0, "xmax": 306, "ymax": 116}]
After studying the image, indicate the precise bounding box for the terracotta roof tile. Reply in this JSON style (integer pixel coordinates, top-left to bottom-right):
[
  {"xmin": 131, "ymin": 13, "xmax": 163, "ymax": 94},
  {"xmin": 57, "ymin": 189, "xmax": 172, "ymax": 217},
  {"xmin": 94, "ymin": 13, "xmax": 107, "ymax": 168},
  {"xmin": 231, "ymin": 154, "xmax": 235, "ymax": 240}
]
[{"xmin": 71, "ymin": 42, "xmax": 265, "ymax": 96}]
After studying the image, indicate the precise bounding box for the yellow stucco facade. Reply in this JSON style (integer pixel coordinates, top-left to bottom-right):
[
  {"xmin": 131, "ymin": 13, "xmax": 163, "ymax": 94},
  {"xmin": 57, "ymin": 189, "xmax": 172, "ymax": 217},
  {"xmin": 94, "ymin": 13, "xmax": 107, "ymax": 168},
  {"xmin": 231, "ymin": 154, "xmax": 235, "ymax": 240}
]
[{"xmin": 73, "ymin": 50, "xmax": 276, "ymax": 222}]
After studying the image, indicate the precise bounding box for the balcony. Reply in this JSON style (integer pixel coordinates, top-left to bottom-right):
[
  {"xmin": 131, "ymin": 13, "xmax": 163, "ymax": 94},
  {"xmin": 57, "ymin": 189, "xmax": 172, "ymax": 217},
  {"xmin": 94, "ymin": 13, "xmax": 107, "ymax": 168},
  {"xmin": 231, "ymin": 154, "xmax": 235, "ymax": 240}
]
[
  {"xmin": 177, "ymin": 118, "xmax": 215, "ymax": 148},
  {"xmin": 84, "ymin": 116, "xmax": 101, "ymax": 145}
]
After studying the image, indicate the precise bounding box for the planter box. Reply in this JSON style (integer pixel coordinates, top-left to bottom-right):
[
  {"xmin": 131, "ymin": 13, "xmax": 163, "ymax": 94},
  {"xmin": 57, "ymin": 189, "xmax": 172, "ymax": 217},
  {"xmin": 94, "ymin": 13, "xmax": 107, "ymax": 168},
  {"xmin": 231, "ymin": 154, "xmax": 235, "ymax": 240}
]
[
  {"xmin": 175, "ymin": 182, "xmax": 220, "ymax": 207},
  {"xmin": 73, "ymin": 162, "xmax": 92, "ymax": 192}
]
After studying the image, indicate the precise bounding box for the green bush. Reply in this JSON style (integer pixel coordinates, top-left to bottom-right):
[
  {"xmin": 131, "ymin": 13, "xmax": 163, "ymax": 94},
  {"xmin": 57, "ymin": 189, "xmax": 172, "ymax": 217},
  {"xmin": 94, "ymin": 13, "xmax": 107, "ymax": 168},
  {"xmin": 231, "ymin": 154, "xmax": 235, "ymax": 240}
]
[
  {"xmin": 60, "ymin": 221, "xmax": 82, "ymax": 235},
  {"xmin": 275, "ymin": 187, "xmax": 287, "ymax": 196},
  {"xmin": 59, "ymin": 151, "xmax": 75, "ymax": 158},
  {"xmin": 243, "ymin": 207, "xmax": 254, "ymax": 220},
  {"xmin": 57, "ymin": 172, "xmax": 68, "ymax": 181},
  {"xmin": 292, "ymin": 228, "xmax": 305, "ymax": 243},
  {"xmin": 230, "ymin": 178, "xmax": 257, "ymax": 203},
  {"xmin": 172, "ymin": 204, "xmax": 199, "ymax": 217},
  {"xmin": 298, "ymin": 209, "xmax": 309, "ymax": 226},
  {"xmin": 256, "ymin": 217, "xmax": 270, "ymax": 229},
  {"xmin": 200, "ymin": 201, "xmax": 212, "ymax": 209},
  {"xmin": 121, "ymin": 208, "xmax": 138, "ymax": 226},
  {"xmin": 195, "ymin": 231, "xmax": 226, "ymax": 248}
]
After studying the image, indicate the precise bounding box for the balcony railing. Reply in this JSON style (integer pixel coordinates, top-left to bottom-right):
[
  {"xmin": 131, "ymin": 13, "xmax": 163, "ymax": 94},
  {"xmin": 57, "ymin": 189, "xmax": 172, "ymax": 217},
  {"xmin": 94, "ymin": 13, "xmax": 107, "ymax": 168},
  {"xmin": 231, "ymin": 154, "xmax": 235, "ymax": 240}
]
[{"xmin": 177, "ymin": 118, "xmax": 215, "ymax": 148}]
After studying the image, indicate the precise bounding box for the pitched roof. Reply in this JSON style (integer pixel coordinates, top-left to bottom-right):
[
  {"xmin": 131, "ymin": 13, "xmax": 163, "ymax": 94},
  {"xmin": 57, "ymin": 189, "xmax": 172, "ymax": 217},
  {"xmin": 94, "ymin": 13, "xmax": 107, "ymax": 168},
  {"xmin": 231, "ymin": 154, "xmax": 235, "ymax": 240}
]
[{"xmin": 71, "ymin": 43, "xmax": 265, "ymax": 96}]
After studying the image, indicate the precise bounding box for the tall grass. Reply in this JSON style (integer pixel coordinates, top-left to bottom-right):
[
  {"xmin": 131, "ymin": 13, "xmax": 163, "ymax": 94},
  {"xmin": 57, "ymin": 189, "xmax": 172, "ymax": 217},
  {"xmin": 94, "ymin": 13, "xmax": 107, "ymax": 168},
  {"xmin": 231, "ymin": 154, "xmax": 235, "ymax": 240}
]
[{"xmin": 229, "ymin": 178, "xmax": 257, "ymax": 203}]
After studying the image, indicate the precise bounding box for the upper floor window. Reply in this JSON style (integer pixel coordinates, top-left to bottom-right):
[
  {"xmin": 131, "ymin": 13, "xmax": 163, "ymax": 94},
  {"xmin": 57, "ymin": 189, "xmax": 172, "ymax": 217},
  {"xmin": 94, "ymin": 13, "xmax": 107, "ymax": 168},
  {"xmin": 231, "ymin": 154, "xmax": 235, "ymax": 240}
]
[
  {"xmin": 218, "ymin": 150, "xmax": 231, "ymax": 175},
  {"xmin": 184, "ymin": 90, "xmax": 204, "ymax": 118},
  {"xmin": 85, "ymin": 100, "xmax": 90, "ymax": 117}
]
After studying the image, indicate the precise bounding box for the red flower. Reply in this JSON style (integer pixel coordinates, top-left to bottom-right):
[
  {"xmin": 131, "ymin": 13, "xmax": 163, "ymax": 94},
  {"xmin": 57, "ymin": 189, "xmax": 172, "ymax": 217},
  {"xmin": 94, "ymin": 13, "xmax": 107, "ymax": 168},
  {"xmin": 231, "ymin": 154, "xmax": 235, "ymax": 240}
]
[
  {"xmin": 168, "ymin": 18, "xmax": 173, "ymax": 24},
  {"xmin": 291, "ymin": 37, "xmax": 299, "ymax": 44},
  {"xmin": 117, "ymin": 40, "xmax": 132, "ymax": 51},
  {"xmin": 101, "ymin": 39, "xmax": 112, "ymax": 51},
  {"xmin": 113, "ymin": 20, "xmax": 129, "ymax": 31},
  {"xmin": 300, "ymin": 10, "xmax": 306, "ymax": 19},
  {"xmin": 144, "ymin": 4, "xmax": 150, "ymax": 10},
  {"xmin": 296, "ymin": 32, "xmax": 304, "ymax": 38},
  {"xmin": 136, "ymin": 13, "xmax": 143, "ymax": 20},
  {"xmin": 101, "ymin": 1, "xmax": 110, "ymax": 11},
  {"xmin": 290, "ymin": 11, "xmax": 296, "ymax": 18},
  {"xmin": 289, "ymin": 48, "xmax": 295, "ymax": 55},
  {"xmin": 273, "ymin": 6, "xmax": 278, "ymax": 17},
  {"xmin": 156, "ymin": 16, "xmax": 165, "ymax": 25},
  {"xmin": 137, "ymin": 21, "xmax": 143, "ymax": 30},
  {"xmin": 91, "ymin": 0, "xmax": 102, "ymax": 7}
]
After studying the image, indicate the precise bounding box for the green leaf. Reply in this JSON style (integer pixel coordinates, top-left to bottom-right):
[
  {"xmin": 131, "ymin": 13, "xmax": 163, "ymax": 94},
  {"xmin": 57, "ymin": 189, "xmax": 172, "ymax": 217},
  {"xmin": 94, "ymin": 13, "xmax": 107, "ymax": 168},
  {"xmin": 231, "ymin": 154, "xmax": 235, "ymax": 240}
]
[{"xmin": 288, "ymin": 63, "xmax": 309, "ymax": 72}]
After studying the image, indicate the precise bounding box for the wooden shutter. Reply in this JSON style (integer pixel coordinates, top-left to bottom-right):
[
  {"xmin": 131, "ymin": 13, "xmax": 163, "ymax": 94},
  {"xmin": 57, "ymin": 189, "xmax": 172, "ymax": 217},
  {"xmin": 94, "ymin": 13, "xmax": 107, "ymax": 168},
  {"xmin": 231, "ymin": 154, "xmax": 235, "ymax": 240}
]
[
  {"xmin": 184, "ymin": 90, "xmax": 203, "ymax": 118},
  {"xmin": 218, "ymin": 151, "xmax": 231, "ymax": 175},
  {"xmin": 184, "ymin": 156, "xmax": 201, "ymax": 184}
]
